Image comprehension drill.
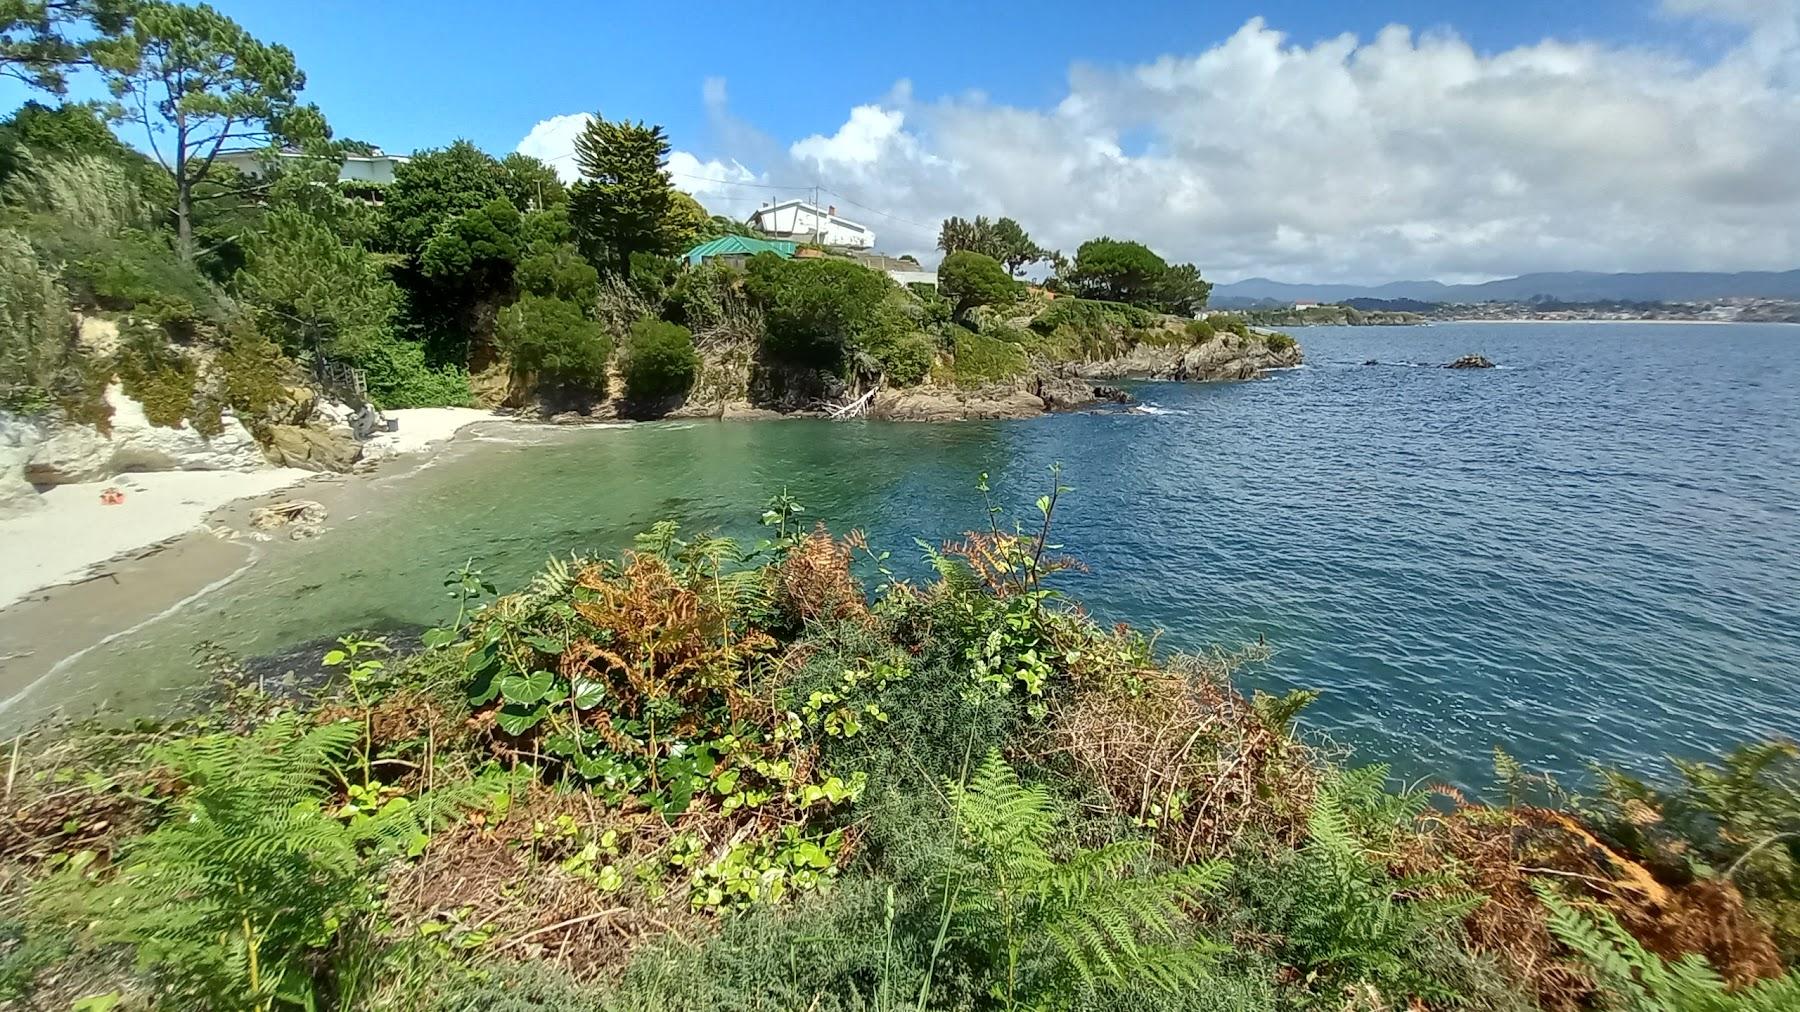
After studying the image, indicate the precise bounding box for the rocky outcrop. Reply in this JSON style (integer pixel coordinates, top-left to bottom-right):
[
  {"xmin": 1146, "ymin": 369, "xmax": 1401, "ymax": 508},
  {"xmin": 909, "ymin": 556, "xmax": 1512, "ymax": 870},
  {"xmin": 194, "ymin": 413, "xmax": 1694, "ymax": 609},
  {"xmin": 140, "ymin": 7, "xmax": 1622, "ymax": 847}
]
[
  {"xmin": 1445, "ymin": 355, "xmax": 1496, "ymax": 369},
  {"xmin": 23, "ymin": 383, "xmax": 269, "ymax": 485},
  {"xmin": 0, "ymin": 414, "xmax": 47, "ymax": 516},
  {"xmin": 263, "ymin": 424, "xmax": 362, "ymax": 472},
  {"xmin": 1072, "ymin": 334, "xmax": 1303, "ymax": 382},
  {"xmin": 870, "ymin": 370, "xmax": 1130, "ymax": 422}
]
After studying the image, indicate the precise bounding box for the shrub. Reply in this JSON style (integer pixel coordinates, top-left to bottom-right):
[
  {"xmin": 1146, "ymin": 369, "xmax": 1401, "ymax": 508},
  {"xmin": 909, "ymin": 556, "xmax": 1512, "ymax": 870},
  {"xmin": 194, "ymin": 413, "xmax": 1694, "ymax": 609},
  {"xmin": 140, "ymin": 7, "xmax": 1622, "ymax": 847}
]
[
  {"xmin": 620, "ymin": 317, "xmax": 699, "ymax": 402},
  {"xmin": 358, "ymin": 333, "xmax": 473, "ymax": 408},
  {"xmin": 114, "ymin": 320, "xmax": 201, "ymax": 428},
  {"xmin": 744, "ymin": 253, "xmax": 892, "ymax": 369},
  {"xmin": 34, "ymin": 718, "xmax": 465, "ymax": 1010},
  {"xmin": 937, "ymin": 249, "xmax": 1018, "ymax": 321},
  {"xmin": 1211, "ymin": 314, "xmax": 1250, "ymax": 338},
  {"xmin": 498, "ymin": 294, "xmax": 611, "ymax": 399},
  {"xmin": 948, "ymin": 327, "xmax": 1027, "ymax": 385},
  {"xmin": 929, "ymin": 750, "xmax": 1233, "ymax": 1009},
  {"xmin": 1183, "ymin": 318, "xmax": 1215, "ymax": 342},
  {"xmin": 1263, "ymin": 331, "xmax": 1296, "ymax": 353},
  {"xmin": 856, "ymin": 292, "xmax": 935, "ymax": 387}
]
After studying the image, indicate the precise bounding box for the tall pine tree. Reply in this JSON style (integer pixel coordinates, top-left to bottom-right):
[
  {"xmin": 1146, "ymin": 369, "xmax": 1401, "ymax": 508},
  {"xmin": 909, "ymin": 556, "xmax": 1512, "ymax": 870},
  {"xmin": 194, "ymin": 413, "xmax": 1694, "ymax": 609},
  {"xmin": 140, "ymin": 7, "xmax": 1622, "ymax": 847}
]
[{"xmin": 569, "ymin": 115, "xmax": 674, "ymax": 276}]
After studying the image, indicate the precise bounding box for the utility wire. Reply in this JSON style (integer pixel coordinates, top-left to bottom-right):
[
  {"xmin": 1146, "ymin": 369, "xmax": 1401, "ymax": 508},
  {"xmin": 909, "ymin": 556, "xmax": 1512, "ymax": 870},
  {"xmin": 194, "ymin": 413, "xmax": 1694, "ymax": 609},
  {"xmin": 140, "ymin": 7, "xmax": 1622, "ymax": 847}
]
[{"xmin": 535, "ymin": 150, "xmax": 936, "ymax": 233}]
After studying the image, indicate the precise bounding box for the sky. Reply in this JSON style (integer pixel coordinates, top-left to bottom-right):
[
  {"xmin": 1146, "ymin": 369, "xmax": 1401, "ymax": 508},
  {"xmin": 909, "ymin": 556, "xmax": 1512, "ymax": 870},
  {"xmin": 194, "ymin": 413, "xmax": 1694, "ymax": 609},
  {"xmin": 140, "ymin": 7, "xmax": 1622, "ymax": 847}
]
[{"xmin": 8, "ymin": 0, "xmax": 1799, "ymax": 283}]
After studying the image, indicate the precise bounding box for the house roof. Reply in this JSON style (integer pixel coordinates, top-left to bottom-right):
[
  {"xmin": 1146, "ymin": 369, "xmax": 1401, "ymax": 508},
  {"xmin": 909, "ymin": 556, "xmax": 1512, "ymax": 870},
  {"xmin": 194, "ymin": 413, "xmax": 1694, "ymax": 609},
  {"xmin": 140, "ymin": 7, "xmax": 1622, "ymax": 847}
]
[
  {"xmin": 747, "ymin": 199, "xmax": 872, "ymax": 234},
  {"xmin": 683, "ymin": 234, "xmax": 798, "ymax": 265}
]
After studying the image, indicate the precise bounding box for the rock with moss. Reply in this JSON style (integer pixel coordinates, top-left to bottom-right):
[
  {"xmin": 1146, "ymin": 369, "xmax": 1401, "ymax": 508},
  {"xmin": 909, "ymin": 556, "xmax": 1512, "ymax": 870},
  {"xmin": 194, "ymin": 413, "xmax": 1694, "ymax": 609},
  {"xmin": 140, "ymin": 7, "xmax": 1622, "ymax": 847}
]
[
  {"xmin": 262, "ymin": 423, "xmax": 362, "ymax": 472},
  {"xmin": 24, "ymin": 382, "xmax": 268, "ymax": 484}
]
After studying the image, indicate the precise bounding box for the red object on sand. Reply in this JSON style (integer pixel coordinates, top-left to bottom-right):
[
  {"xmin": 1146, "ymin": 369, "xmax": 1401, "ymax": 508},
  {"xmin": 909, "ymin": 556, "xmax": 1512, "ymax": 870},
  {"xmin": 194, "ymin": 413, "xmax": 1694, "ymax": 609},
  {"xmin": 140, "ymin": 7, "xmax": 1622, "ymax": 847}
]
[{"xmin": 100, "ymin": 487, "xmax": 125, "ymax": 505}]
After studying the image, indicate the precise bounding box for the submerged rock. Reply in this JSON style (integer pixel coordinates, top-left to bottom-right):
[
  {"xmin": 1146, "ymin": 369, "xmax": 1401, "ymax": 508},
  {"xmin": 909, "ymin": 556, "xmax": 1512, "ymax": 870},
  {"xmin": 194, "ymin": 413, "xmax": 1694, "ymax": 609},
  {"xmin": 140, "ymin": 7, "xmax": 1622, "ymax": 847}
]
[{"xmin": 1445, "ymin": 355, "xmax": 1497, "ymax": 369}]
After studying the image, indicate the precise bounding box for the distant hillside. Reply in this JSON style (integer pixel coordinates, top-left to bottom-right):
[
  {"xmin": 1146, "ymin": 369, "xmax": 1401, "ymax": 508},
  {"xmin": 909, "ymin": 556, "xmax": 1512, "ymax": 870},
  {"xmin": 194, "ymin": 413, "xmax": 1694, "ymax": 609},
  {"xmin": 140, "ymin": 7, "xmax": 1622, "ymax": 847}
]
[{"xmin": 1212, "ymin": 270, "xmax": 1800, "ymax": 306}]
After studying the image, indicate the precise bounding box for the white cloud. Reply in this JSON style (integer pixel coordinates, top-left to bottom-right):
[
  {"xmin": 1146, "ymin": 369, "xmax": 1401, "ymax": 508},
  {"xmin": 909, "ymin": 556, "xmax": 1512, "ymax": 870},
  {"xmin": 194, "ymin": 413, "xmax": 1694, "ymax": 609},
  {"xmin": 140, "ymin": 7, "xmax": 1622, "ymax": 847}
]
[
  {"xmin": 520, "ymin": 4, "xmax": 1800, "ymax": 280},
  {"xmin": 514, "ymin": 112, "xmax": 591, "ymax": 183}
]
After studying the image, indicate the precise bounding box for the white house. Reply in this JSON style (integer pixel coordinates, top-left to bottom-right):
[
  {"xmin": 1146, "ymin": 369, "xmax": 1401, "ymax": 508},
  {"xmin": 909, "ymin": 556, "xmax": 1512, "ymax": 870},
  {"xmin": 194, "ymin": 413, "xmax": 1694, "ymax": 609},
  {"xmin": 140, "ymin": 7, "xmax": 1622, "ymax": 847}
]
[
  {"xmin": 747, "ymin": 200, "xmax": 875, "ymax": 249},
  {"xmin": 215, "ymin": 148, "xmax": 411, "ymax": 186}
]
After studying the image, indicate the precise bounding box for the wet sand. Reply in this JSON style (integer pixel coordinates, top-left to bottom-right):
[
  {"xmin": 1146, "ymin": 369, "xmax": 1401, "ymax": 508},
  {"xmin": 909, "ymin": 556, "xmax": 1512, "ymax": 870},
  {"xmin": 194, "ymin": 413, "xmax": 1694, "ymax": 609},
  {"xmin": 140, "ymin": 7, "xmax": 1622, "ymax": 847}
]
[{"xmin": 0, "ymin": 410, "xmax": 502, "ymax": 724}]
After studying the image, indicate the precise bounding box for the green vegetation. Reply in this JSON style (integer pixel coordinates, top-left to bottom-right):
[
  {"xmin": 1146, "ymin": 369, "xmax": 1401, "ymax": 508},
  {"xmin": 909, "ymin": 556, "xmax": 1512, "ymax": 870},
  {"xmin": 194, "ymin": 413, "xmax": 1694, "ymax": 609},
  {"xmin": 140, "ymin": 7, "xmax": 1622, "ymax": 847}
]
[
  {"xmin": 937, "ymin": 214, "xmax": 1050, "ymax": 276},
  {"xmin": 937, "ymin": 249, "xmax": 1019, "ymax": 321},
  {"xmin": 0, "ymin": 478, "xmax": 1793, "ymax": 1010},
  {"xmin": 1060, "ymin": 237, "xmax": 1212, "ymax": 316},
  {"xmin": 569, "ymin": 115, "xmax": 674, "ymax": 276},
  {"xmin": 497, "ymin": 294, "xmax": 610, "ymax": 404},
  {"xmin": 620, "ymin": 318, "xmax": 699, "ymax": 402},
  {"xmin": 947, "ymin": 326, "xmax": 1029, "ymax": 384}
]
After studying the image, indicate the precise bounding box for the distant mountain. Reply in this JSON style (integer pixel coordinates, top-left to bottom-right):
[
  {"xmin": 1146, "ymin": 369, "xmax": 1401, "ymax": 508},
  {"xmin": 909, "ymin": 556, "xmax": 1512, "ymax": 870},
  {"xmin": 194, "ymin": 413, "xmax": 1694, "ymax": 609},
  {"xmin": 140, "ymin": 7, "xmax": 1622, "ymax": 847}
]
[{"xmin": 1211, "ymin": 270, "xmax": 1800, "ymax": 307}]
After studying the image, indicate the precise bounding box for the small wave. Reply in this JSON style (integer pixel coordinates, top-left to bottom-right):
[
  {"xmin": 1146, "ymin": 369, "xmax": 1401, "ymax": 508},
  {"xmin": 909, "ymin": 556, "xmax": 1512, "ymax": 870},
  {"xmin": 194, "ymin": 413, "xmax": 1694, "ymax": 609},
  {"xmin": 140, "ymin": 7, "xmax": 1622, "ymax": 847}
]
[{"xmin": 1128, "ymin": 405, "xmax": 1190, "ymax": 416}]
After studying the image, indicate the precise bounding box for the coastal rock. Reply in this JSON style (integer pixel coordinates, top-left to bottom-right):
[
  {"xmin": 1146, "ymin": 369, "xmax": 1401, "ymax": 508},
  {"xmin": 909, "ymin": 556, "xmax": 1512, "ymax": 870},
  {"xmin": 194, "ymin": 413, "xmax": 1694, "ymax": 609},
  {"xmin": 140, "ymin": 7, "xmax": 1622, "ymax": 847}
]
[
  {"xmin": 870, "ymin": 370, "xmax": 1125, "ymax": 421},
  {"xmin": 0, "ymin": 413, "xmax": 47, "ymax": 516},
  {"xmin": 263, "ymin": 424, "xmax": 363, "ymax": 472},
  {"xmin": 250, "ymin": 499, "xmax": 328, "ymax": 540},
  {"xmin": 1445, "ymin": 355, "xmax": 1496, "ymax": 369},
  {"xmin": 24, "ymin": 383, "xmax": 269, "ymax": 485},
  {"xmin": 1074, "ymin": 333, "xmax": 1302, "ymax": 382},
  {"xmin": 267, "ymin": 385, "xmax": 318, "ymax": 426}
]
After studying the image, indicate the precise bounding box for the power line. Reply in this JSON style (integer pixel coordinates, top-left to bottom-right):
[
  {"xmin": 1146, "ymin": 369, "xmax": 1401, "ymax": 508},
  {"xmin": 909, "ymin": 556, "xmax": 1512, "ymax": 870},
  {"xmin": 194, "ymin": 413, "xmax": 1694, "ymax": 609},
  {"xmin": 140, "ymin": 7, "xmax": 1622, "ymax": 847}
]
[
  {"xmin": 820, "ymin": 188, "xmax": 934, "ymax": 230},
  {"xmin": 534, "ymin": 149, "xmax": 936, "ymax": 234}
]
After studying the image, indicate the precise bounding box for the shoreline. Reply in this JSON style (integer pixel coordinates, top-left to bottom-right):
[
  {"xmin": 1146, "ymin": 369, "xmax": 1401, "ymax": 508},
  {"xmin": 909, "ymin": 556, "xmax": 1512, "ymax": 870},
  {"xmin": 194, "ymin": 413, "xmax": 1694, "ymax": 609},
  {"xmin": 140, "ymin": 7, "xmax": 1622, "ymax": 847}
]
[
  {"xmin": 0, "ymin": 408, "xmax": 497, "ymax": 723},
  {"xmin": 0, "ymin": 407, "xmax": 495, "ymax": 613}
]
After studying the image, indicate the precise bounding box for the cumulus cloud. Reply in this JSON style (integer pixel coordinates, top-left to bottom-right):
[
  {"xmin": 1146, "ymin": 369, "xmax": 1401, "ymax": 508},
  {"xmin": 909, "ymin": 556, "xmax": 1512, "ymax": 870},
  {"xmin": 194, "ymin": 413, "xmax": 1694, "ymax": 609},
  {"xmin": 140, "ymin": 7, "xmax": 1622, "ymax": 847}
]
[
  {"xmin": 521, "ymin": 4, "xmax": 1800, "ymax": 281},
  {"xmin": 514, "ymin": 111, "xmax": 591, "ymax": 183}
]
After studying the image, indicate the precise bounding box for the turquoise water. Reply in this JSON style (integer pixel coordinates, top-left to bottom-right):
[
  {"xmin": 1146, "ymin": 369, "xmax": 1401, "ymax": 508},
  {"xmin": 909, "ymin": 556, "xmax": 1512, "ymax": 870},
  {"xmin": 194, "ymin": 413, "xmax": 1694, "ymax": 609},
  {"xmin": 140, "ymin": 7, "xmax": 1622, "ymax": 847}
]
[{"xmin": 33, "ymin": 322, "xmax": 1800, "ymax": 789}]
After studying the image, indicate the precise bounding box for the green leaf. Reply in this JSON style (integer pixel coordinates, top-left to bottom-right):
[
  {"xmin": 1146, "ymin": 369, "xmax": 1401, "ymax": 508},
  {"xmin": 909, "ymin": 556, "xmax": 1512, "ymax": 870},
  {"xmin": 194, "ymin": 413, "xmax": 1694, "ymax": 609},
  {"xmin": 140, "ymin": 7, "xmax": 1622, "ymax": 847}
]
[
  {"xmin": 499, "ymin": 670, "xmax": 555, "ymax": 705},
  {"xmin": 420, "ymin": 627, "xmax": 458, "ymax": 649},
  {"xmin": 322, "ymin": 649, "xmax": 347, "ymax": 666},
  {"xmin": 571, "ymin": 677, "xmax": 608, "ymax": 710},
  {"xmin": 525, "ymin": 633, "xmax": 564, "ymax": 654},
  {"xmin": 495, "ymin": 706, "xmax": 546, "ymax": 736},
  {"xmin": 466, "ymin": 643, "xmax": 501, "ymax": 705}
]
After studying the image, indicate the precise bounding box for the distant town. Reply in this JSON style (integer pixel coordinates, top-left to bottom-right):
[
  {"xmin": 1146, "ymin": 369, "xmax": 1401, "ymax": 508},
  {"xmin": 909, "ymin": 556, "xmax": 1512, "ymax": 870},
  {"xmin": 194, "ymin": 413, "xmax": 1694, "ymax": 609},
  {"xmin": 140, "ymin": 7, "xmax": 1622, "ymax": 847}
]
[{"xmin": 1238, "ymin": 297, "xmax": 1800, "ymax": 327}]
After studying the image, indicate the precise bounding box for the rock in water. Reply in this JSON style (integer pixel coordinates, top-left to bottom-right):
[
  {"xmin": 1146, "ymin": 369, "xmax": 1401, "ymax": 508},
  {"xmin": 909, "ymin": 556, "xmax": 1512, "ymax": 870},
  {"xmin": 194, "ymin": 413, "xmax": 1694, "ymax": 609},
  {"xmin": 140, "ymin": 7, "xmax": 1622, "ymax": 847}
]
[
  {"xmin": 1445, "ymin": 355, "xmax": 1496, "ymax": 369},
  {"xmin": 263, "ymin": 424, "xmax": 363, "ymax": 472},
  {"xmin": 250, "ymin": 499, "xmax": 328, "ymax": 539}
]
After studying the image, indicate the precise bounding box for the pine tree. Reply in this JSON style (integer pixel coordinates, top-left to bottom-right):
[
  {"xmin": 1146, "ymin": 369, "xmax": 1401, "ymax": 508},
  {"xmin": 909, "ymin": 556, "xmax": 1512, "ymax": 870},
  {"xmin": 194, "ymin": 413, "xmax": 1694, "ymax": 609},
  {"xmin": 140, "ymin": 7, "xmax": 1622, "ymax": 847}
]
[{"xmin": 569, "ymin": 115, "xmax": 674, "ymax": 276}]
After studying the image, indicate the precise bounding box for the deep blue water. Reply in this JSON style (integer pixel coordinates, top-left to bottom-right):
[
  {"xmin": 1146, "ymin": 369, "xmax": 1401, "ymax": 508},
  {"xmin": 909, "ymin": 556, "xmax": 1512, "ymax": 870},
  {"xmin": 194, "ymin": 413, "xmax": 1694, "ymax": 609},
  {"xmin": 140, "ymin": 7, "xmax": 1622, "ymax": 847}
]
[{"xmin": 40, "ymin": 323, "xmax": 1800, "ymax": 789}]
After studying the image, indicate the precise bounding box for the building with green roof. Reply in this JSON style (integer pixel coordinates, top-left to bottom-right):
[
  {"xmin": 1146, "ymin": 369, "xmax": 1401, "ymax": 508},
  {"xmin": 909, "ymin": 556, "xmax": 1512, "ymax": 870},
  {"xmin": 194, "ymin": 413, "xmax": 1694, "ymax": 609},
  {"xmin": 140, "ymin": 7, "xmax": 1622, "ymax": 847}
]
[{"xmin": 682, "ymin": 235, "xmax": 798, "ymax": 267}]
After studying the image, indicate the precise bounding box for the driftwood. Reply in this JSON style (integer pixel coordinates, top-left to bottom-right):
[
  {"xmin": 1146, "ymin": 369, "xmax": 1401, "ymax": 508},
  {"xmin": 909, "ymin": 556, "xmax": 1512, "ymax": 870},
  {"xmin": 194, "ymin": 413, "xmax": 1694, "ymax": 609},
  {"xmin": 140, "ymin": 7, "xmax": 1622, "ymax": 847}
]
[{"xmin": 827, "ymin": 386, "xmax": 879, "ymax": 420}]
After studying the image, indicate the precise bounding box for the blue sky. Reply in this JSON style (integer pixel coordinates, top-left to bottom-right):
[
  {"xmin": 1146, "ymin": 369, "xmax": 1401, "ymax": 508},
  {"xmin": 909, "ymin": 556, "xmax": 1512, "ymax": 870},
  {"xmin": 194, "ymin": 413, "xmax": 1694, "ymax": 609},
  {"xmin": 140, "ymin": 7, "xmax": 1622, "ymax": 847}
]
[
  {"xmin": 5, "ymin": 1, "xmax": 1794, "ymax": 282},
  {"xmin": 144, "ymin": 1, "xmax": 1700, "ymax": 163}
]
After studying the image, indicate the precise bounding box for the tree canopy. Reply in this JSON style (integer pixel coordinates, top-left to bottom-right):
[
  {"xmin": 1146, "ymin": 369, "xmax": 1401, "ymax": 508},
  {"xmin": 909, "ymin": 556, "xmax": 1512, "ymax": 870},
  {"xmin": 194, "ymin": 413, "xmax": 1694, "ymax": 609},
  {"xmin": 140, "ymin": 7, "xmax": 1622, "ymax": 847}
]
[
  {"xmin": 938, "ymin": 250, "xmax": 1019, "ymax": 321},
  {"xmin": 1063, "ymin": 236, "xmax": 1210, "ymax": 314},
  {"xmin": 0, "ymin": 0, "xmax": 128, "ymax": 94},
  {"xmin": 569, "ymin": 115, "xmax": 674, "ymax": 275},
  {"xmin": 938, "ymin": 214, "xmax": 1049, "ymax": 276},
  {"xmin": 92, "ymin": 0, "xmax": 324, "ymax": 261}
]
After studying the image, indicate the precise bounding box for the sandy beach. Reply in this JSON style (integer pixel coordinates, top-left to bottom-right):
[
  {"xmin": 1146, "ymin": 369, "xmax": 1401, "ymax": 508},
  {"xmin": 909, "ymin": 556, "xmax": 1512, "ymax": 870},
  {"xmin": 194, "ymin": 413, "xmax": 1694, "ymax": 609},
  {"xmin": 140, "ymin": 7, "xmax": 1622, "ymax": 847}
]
[{"xmin": 0, "ymin": 407, "xmax": 495, "ymax": 613}]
